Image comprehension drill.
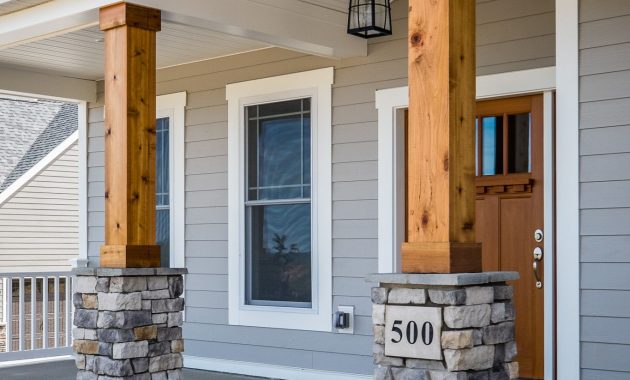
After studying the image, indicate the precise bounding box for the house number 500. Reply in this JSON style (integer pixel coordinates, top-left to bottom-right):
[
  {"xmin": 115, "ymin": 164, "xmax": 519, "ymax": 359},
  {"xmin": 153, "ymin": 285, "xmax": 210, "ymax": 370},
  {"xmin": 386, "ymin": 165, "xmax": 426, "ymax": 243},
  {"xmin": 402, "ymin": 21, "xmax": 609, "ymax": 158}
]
[{"xmin": 390, "ymin": 320, "xmax": 434, "ymax": 345}]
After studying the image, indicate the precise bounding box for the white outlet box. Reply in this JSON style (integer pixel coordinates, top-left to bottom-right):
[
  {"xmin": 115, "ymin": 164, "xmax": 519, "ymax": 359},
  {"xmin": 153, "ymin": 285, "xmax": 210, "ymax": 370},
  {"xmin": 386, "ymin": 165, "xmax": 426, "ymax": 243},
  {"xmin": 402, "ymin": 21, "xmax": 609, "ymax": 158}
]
[{"xmin": 336, "ymin": 305, "xmax": 354, "ymax": 334}]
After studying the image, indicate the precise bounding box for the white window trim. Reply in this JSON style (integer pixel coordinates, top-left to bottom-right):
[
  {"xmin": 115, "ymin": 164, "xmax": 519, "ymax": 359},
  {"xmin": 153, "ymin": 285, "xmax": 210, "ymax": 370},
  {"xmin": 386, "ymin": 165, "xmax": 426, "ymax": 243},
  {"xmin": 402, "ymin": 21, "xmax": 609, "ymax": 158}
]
[
  {"xmin": 157, "ymin": 91, "xmax": 187, "ymax": 269},
  {"xmin": 226, "ymin": 68, "xmax": 333, "ymax": 331},
  {"xmin": 376, "ymin": 66, "xmax": 559, "ymax": 378}
]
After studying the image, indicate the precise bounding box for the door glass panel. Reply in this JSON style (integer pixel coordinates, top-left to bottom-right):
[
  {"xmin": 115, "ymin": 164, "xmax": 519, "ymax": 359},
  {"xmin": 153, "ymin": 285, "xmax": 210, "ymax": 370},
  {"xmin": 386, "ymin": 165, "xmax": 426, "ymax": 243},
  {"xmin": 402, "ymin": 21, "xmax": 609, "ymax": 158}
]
[
  {"xmin": 156, "ymin": 117, "xmax": 170, "ymax": 267},
  {"xmin": 508, "ymin": 113, "xmax": 531, "ymax": 173},
  {"xmin": 481, "ymin": 116, "xmax": 503, "ymax": 176}
]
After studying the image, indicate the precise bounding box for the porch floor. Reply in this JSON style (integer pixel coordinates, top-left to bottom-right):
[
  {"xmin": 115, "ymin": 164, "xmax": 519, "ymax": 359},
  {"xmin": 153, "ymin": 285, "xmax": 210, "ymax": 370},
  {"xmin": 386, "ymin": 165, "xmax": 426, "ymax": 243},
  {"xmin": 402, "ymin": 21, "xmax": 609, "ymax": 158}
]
[{"xmin": 0, "ymin": 359, "xmax": 269, "ymax": 380}]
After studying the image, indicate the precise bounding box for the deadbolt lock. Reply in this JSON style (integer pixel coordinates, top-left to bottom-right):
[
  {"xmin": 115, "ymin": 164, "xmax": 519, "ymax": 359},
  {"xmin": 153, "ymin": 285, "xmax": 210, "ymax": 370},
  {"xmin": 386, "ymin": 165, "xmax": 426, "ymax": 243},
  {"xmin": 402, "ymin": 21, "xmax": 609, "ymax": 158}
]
[{"xmin": 534, "ymin": 229, "xmax": 544, "ymax": 243}]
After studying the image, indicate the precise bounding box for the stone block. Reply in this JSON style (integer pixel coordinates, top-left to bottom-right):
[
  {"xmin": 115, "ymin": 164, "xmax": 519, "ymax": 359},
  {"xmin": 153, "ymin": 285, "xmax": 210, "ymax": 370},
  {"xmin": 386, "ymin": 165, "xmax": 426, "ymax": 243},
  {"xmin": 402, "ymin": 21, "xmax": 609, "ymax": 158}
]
[
  {"xmin": 73, "ymin": 327, "xmax": 85, "ymax": 340},
  {"xmin": 157, "ymin": 327, "xmax": 182, "ymax": 342},
  {"xmin": 148, "ymin": 276, "xmax": 168, "ymax": 290},
  {"xmin": 168, "ymin": 276, "xmax": 184, "ymax": 298},
  {"xmin": 468, "ymin": 371, "xmax": 489, "ymax": 380},
  {"xmin": 489, "ymin": 367, "xmax": 509, "ymax": 380},
  {"xmin": 441, "ymin": 330, "xmax": 474, "ymax": 349},
  {"xmin": 152, "ymin": 372, "xmax": 168, "ymax": 380},
  {"xmin": 76, "ymin": 370, "xmax": 98, "ymax": 380},
  {"xmin": 490, "ymin": 302, "xmax": 514, "ymax": 323},
  {"xmin": 135, "ymin": 325, "xmax": 158, "ymax": 340},
  {"xmin": 132, "ymin": 357, "xmax": 149, "ymax": 373},
  {"xmin": 82, "ymin": 294, "xmax": 98, "ymax": 309},
  {"xmin": 153, "ymin": 313, "xmax": 168, "ymax": 324},
  {"xmin": 98, "ymin": 329, "xmax": 134, "ymax": 343},
  {"xmin": 96, "ymin": 277, "xmax": 110, "ymax": 292},
  {"xmin": 85, "ymin": 355, "xmax": 95, "ymax": 372},
  {"xmin": 74, "ymin": 309, "xmax": 98, "ymax": 329},
  {"xmin": 372, "ymin": 287, "xmax": 389, "ymax": 304},
  {"xmin": 171, "ymin": 339, "xmax": 184, "ymax": 353},
  {"xmin": 482, "ymin": 322, "xmax": 515, "ymax": 345},
  {"xmin": 465, "ymin": 287, "xmax": 494, "ymax": 306},
  {"xmin": 444, "ymin": 305, "xmax": 491, "ymax": 328},
  {"xmin": 493, "ymin": 285, "xmax": 513, "ymax": 301},
  {"xmin": 110, "ymin": 277, "xmax": 148, "ymax": 293},
  {"xmin": 374, "ymin": 351, "xmax": 404, "ymax": 367},
  {"xmin": 73, "ymin": 293, "xmax": 84, "ymax": 308},
  {"xmin": 142, "ymin": 289, "xmax": 171, "ymax": 300},
  {"xmin": 473, "ymin": 329, "xmax": 483, "ymax": 346},
  {"xmin": 113, "ymin": 341, "xmax": 149, "ymax": 359},
  {"xmin": 94, "ymin": 356, "xmax": 134, "ymax": 377},
  {"xmin": 167, "ymin": 313, "xmax": 183, "ymax": 327},
  {"xmin": 504, "ymin": 362, "xmax": 519, "ymax": 379},
  {"xmin": 373, "ymin": 325, "xmax": 385, "ymax": 344},
  {"xmin": 428, "ymin": 289, "xmax": 466, "ymax": 305},
  {"xmin": 167, "ymin": 369, "xmax": 183, "ymax": 380},
  {"xmin": 98, "ymin": 311, "xmax": 152, "ymax": 329},
  {"xmin": 149, "ymin": 353, "xmax": 183, "ymax": 372},
  {"xmin": 374, "ymin": 365, "xmax": 392, "ymax": 380},
  {"xmin": 428, "ymin": 371, "xmax": 468, "ymax": 380},
  {"xmin": 391, "ymin": 367, "xmax": 429, "ymax": 380},
  {"xmin": 388, "ymin": 288, "xmax": 427, "ymax": 305},
  {"xmin": 373, "ymin": 304, "xmax": 385, "ymax": 325},
  {"xmin": 143, "ymin": 300, "xmax": 152, "ymax": 310},
  {"xmin": 149, "ymin": 341, "xmax": 171, "ymax": 357},
  {"xmin": 152, "ymin": 298, "xmax": 184, "ymax": 313},
  {"xmin": 406, "ymin": 359, "xmax": 445, "ymax": 370},
  {"xmin": 98, "ymin": 292, "xmax": 142, "ymax": 311},
  {"xmin": 504, "ymin": 341, "xmax": 517, "ymax": 362},
  {"xmin": 443, "ymin": 345, "xmax": 494, "ymax": 371},
  {"xmin": 75, "ymin": 354, "xmax": 86, "ymax": 370},
  {"xmin": 74, "ymin": 276, "xmax": 97, "ymax": 293},
  {"xmin": 493, "ymin": 344, "xmax": 505, "ymax": 366}
]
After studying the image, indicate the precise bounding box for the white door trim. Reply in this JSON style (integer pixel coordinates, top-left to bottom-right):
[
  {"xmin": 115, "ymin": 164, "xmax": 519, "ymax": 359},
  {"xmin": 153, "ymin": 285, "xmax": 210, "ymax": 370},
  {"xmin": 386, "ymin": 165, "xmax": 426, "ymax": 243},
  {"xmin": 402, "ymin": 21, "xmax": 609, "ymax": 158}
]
[
  {"xmin": 555, "ymin": 0, "xmax": 580, "ymax": 379},
  {"xmin": 375, "ymin": 65, "xmax": 558, "ymax": 378}
]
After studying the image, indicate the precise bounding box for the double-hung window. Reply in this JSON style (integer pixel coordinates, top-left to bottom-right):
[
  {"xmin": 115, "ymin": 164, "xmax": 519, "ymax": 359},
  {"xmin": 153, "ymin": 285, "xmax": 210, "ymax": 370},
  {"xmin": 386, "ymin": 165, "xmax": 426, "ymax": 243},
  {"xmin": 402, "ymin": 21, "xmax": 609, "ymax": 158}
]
[{"xmin": 227, "ymin": 68, "xmax": 333, "ymax": 331}]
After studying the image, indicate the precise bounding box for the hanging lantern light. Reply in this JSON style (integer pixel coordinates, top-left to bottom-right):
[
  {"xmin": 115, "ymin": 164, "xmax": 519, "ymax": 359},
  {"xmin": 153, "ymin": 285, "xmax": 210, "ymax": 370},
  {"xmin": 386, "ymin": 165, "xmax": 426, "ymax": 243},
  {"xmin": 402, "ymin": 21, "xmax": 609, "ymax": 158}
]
[{"xmin": 347, "ymin": 0, "xmax": 392, "ymax": 39}]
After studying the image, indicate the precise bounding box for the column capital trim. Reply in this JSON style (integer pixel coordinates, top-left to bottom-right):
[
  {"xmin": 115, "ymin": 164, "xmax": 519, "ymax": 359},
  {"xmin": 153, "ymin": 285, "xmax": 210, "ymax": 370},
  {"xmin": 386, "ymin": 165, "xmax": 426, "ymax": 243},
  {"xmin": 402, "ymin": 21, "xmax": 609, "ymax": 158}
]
[{"xmin": 99, "ymin": 2, "xmax": 161, "ymax": 32}]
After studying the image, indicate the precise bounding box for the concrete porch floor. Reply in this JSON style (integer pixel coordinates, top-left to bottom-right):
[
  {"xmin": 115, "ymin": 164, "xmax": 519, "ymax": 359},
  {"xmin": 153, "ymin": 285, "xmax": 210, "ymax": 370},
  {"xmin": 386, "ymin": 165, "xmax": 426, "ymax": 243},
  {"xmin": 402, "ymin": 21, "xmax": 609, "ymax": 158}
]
[{"xmin": 0, "ymin": 359, "xmax": 269, "ymax": 380}]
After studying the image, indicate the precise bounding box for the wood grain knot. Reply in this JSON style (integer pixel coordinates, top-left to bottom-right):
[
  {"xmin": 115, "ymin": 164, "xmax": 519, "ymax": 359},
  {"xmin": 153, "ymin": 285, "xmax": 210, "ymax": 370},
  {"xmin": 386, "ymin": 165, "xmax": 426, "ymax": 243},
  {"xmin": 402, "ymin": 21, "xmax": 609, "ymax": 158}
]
[
  {"xmin": 421, "ymin": 210, "xmax": 430, "ymax": 226},
  {"xmin": 443, "ymin": 154, "xmax": 449, "ymax": 172},
  {"xmin": 104, "ymin": 191, "xmax": 109, "ymax": 199},
  {"xmin": 132, "ymin": 192, "xmax": 139, "ymax": 200},
  {"xmin": 462, "ymin": 221, "xmax": 474, "ymax": 231},
  {"xmin": 410, "ymin": 33, "xmax": 423, "ymax": 46},
  {"xmin": 106, "ymin": 128, "xmax": 112, "ymax": 135},
  {"xmin": 141, "ymin": 176, "xmax": 148, "ymax": 183}
]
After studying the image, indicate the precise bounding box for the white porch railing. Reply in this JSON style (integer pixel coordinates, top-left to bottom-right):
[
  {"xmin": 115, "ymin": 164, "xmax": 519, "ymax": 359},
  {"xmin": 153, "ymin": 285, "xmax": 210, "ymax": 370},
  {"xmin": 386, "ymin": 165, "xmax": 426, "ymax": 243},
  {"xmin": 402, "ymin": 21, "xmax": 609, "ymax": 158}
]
[{"xmin": 0, "ymin": 272, "xmax": 73, "ymax": 361}]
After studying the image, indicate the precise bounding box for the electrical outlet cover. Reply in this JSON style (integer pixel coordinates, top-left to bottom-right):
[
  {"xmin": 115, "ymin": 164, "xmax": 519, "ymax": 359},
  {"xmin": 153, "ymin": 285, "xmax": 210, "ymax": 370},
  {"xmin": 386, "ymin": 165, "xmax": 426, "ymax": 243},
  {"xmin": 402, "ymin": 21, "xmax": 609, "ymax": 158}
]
[{"xmin": 336, "ymin": 305, "xmax": 354, "ymax": 334}]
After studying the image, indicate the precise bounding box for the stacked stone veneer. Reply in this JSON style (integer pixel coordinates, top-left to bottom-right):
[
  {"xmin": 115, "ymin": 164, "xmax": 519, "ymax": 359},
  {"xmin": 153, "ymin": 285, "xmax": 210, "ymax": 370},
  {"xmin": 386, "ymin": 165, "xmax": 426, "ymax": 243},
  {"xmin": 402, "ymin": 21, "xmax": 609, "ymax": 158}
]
[
  {"xmin": 72, "ymin": 268, "xmax": 187, "ymax": 380},
  {"xmin": 370, "ymin": 273, "xmax": 519, "ymax": 380}
]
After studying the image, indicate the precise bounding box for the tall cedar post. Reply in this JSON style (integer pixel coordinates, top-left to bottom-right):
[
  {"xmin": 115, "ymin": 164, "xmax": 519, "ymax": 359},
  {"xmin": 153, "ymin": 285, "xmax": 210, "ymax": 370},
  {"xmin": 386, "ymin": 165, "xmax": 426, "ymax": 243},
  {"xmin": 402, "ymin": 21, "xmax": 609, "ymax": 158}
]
[
  {"xmin": 99, "ymin": 3, "xmax": 162, "ymax": 268},
  {"xmin": 402, "ymin": 0, "xmax": 482, "ymax": 273}
]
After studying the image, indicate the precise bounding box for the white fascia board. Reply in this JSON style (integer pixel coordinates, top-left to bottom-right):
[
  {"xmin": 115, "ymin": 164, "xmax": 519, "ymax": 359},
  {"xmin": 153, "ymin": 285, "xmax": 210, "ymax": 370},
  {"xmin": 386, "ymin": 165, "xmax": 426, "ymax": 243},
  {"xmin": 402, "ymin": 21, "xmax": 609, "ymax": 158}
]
[
  {"xmin": 120, "ymin": 0, "xmax": 366, "ymax": 59},
  {"xmin": 0, "ymin": 0, "xmax": 113, "ymax": 49},
  {"xmin": 0, "ymin": 66, "xmax": 97, "ymax": 102},
  {"xmin": 0, "ymin": 130, "xmax": 79, "ymax": 207}
]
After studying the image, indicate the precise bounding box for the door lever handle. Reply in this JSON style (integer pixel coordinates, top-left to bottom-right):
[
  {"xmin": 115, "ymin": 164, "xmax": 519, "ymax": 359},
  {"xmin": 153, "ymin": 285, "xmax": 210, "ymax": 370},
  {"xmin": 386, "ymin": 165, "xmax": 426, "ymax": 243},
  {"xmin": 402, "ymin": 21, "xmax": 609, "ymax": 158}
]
[{"xmin": 532, "ymin": 247, "xmax": 543, "ymax": 289}]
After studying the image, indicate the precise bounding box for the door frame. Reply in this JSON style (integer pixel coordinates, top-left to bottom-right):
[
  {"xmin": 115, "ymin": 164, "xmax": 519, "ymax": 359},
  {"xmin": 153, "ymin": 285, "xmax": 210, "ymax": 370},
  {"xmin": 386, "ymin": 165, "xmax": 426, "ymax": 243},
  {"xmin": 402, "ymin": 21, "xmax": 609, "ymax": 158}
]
[{"xmin": 376, "ymin": 66, "xmax": 556, "ymax": 379}]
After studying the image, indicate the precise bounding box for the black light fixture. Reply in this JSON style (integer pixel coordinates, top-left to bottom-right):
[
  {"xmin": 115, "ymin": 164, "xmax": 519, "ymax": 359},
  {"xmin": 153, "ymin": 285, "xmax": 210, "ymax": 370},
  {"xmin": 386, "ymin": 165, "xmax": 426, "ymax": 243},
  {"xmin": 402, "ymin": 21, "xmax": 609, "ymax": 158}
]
[{"xmin": 347, "ymin": 0, "xmax": 392, "ymax": 39}]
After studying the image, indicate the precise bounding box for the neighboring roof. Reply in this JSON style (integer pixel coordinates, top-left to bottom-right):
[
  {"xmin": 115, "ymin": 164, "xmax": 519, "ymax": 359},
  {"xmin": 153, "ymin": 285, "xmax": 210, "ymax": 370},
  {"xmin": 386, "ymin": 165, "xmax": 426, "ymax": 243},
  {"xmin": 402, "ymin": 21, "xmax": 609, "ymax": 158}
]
[{"xmin": 0, "ymin": 95, "xmax": 78, "ymax": 192}]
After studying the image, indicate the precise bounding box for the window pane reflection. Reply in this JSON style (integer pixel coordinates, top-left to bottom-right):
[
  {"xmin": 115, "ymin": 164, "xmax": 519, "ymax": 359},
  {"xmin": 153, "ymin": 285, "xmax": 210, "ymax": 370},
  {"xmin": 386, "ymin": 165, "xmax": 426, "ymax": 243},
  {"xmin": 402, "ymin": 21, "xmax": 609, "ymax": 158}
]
[
  {"xmin": 508, "ymin": 113, "xmax": 531, "ymax": 173},
  {"xmin": 481, "ymin": 116, "xmax": 503, "ymax": 176}
]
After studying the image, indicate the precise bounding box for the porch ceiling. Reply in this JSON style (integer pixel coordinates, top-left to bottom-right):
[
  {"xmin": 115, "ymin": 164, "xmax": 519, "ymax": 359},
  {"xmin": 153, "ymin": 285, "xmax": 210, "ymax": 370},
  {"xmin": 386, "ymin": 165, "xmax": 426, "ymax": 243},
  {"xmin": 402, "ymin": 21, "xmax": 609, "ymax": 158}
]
[
  {"xmin": 0, "ymin": 22, "xmax": 269, "ymax": 81},
  {"xmin": 0, "ymin": 0, "xmax": 50, "ymax": 16}
]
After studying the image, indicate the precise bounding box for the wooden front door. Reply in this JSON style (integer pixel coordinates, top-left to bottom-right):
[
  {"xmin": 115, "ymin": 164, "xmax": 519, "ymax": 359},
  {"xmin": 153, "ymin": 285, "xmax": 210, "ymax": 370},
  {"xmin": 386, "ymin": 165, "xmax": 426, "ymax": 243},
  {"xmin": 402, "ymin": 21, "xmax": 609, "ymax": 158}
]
[{"xmin": 475, "ymin": 95, "xmax": 545, "ymax": 379}]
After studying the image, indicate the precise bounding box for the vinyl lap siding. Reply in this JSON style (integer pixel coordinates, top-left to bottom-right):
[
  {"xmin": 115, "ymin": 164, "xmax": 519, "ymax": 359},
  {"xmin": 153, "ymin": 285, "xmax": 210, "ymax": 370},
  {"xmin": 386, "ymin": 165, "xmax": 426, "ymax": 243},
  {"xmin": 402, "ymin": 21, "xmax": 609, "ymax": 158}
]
[
  {"xmin": 580, "ymin": 1, "xmax": 630, "ymax": 378},
  {"xmin": 0, "ymin": 144, "xmax": 78, "ymax": 273},
  {"xmin": 84, "ymin": 0, "xmax": 556, "ymax": 375}
]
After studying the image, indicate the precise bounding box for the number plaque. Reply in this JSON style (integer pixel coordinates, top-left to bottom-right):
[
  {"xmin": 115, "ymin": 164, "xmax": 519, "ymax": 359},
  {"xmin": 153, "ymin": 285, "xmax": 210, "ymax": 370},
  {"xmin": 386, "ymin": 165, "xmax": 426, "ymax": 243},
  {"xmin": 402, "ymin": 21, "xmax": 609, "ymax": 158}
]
[{"xmin": 384, "ymin": 305, "xmax": 442, "ymax": 360}]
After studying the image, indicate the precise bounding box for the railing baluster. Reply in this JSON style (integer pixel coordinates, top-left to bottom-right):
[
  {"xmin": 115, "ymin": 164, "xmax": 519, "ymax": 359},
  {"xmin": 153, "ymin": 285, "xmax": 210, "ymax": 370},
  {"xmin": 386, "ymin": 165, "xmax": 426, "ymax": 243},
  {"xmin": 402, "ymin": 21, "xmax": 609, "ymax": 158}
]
[
  {"xmin": 53, "ymin": 276, "xmax": 59, "ymax": 348},
  {"xmin": 65, "ymin": 276, "xmax": 72, "ymax": 347},
  {"xmin": 31, "ymin": 277, "xmax": 36, "ymax": 350},
  {"xmin": 5, "ymin": 277, "xmax": 12, "ymax": 352},
  {"xmin": 42, "ymin": 276, "xmax": 48, "ymax": 349},
  {"xmin": 18, "ymin": 277, "xmax": 24, "ymax": 351}
]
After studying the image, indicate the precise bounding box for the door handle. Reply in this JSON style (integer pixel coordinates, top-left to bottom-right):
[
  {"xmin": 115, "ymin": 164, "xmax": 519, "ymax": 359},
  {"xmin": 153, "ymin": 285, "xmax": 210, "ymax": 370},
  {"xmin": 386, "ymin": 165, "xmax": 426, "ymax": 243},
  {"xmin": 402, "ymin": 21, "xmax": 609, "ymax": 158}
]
[{"xmin": 533, "ymin": 247, "xmax": 543, "ymax": 289}]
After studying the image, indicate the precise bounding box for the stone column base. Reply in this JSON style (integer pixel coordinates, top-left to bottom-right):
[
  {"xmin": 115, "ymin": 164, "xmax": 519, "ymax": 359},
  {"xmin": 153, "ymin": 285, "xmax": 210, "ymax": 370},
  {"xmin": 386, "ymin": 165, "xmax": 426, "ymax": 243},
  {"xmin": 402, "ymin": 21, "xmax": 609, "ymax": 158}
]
[
  {"xmin": 367, "ymin": 272, "xmax": 520, "ymax": 380},
  {"xmin": 72, "ymin": 267, "xmax": 187, "ymax": 380}
]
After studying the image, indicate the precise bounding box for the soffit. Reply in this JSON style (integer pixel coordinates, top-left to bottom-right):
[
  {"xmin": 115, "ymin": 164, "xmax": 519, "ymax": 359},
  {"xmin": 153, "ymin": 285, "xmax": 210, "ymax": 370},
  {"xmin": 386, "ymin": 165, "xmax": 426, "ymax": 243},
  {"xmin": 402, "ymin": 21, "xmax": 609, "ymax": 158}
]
[
  {"xmin": 0, "ymin": 0, "xmax": 50, "ymax": 16},
  {"xmin": 0, "ymin": 22, "xmax": 269, "ymax": 80}
]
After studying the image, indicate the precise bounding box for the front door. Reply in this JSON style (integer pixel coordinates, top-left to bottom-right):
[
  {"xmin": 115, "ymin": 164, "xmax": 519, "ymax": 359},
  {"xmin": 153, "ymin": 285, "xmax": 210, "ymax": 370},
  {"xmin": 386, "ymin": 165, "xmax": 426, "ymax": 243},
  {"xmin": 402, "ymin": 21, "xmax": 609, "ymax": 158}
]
[{"xmin": 475, "ymin": 95, "xmax": 545, "ymax": 379}]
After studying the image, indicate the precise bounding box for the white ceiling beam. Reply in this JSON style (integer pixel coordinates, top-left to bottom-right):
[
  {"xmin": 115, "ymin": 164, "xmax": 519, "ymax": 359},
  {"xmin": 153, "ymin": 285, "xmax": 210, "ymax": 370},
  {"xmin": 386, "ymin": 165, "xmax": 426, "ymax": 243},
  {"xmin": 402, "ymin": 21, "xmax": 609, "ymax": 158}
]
[
  {"xmin": 0, "ymin": 65, "xmax": 97, "ymax": 102},
  {"xmin": 0, "ymin": 0, "xmax": 366, "ymax": 59}
]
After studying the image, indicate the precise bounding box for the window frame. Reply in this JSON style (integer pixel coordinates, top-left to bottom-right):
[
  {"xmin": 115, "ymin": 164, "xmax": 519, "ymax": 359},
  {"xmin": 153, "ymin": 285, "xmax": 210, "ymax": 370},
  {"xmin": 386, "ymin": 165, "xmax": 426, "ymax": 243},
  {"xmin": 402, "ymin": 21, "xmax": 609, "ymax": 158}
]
[
  {"xmin": 226, "ymin": 68, "xmax": 333, "ymax": 331},
  {"xmin": 156, "ymin": 92, "xmax": 186, "ymax": 269}
]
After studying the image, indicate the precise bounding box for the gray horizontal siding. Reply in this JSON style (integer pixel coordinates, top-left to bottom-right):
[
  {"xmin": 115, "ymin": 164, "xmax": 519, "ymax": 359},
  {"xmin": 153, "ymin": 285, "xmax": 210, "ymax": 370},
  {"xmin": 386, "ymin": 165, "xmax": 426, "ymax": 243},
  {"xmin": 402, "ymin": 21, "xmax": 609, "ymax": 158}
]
[
  {"xmin": 580, "ymin": 0, "xmax": 630, "ymax": 374},
  {"xmin": 84, "ymin": 0, "xmax": 556, "ymax": 375},
  {"xmin": 0, "ymin": 144, "xmax": 78, "ymax": 272}
]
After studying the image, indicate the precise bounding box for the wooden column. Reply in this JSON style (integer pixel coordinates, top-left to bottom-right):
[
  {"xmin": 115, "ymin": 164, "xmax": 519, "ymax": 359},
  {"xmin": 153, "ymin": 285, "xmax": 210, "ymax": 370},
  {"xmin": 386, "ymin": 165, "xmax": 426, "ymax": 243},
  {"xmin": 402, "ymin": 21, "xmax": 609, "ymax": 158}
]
[
  {"xmin": 403, "ymin": 0, "xmax": 481, "ymax": 273},
  {"xmin": 99, "ymin": 3, "xmax": 161, "ymax": 268}
]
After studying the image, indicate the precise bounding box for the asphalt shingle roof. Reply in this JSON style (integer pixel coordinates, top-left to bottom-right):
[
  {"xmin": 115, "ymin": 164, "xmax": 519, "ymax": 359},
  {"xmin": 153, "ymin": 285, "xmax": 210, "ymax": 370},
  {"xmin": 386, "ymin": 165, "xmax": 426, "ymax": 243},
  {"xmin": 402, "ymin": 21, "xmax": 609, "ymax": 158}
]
[{"xmin": 0, "ymin": 96, "xmax": 78, "ymax": 192}]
